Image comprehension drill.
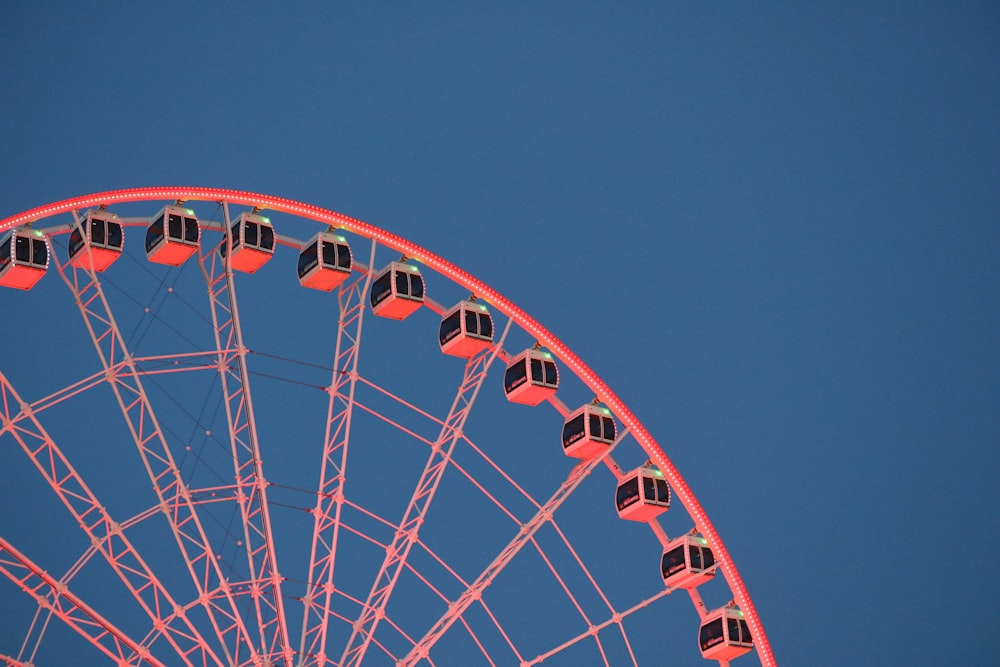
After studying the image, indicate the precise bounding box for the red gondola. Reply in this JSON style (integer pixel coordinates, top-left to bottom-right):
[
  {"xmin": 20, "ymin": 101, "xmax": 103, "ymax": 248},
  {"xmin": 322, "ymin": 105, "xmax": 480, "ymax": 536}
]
[
  {"xmin": 370, "ymin": 261, "xmax": 424, "ymax": 319},
  {"xmin": 221, "ymin": 212, "xmax": 274, "ymax": 274},
  {"xmin": 699, "ymin": 607, "xmax": 753, "ymax": 660},
  {"xmin": 503, "ymin": 348, "xmax": 558, "ymax": 405},
  {"xmin": 660, "ymin": 533, "xmax": 716, "ymax": 590},
  {"xmin": 615, "ymin": 465, "xmax": 670, "ymax": 521},
  {"xmin": 297, "ymin": 232, "xmax": 352, "ymax": 291},
  {"xmin": 0, "ymin": 228, "xmax": 48, "ymax": 290},
  {"xmin": 439, "ymin": 300, "xmax": 494, "ymax": 358},
  {"xmin": 561, "ymin": 404, "xmax": 616, "ymax": 458},
  {"xmin": 68, "ymin": 211, "xmax": 123, "ymax": 272},
  {"xmin": 145, "ymin": 206, "xmax": 200, "ymax": 266}
]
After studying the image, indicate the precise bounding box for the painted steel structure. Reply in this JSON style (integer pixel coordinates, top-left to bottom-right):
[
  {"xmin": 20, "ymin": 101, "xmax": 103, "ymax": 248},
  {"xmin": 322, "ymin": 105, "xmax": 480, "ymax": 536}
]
[{"xmin": 0, "ymin": 188, "xmax": 774, "ymax": 667}]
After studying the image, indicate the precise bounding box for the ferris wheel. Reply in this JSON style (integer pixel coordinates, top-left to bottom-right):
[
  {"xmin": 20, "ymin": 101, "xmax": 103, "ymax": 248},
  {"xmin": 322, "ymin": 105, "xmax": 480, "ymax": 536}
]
[{"xmin": 0, "ymin": 188, "xmax": 774, "ymax": 667}]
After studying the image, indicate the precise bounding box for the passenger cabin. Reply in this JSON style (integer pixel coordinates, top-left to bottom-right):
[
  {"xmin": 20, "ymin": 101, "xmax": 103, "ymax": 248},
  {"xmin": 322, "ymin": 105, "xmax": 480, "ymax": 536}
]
[
  {"xmin": 439, "ymin": 301, "xmax": 494, "ymax": 357},
  {"xmin": 220, "ymin": 212, "xmax": 274, "ymax": 273},
  {"xmin": 370, "ymin": 261, "xmax": 424, "ymax": 319},
  {"xmin": 615, "ymin": 466, "xmax": 671, "ymax": 521},
  {"xmin": 68, "ymin": 211, "xmax": 124, "ymax": 272},
  {"xmin": 660, "ymin": 534, "xmax": 716, "ymax": 590},
  {"xmin": 0, "ymin": 229, "xmax": 48, "ymax": 290},
  {"xmin": 297, "ymin": 232, "xmax": 352, "ymax": 291},
  {"xmin": 699, "ymin": 607, "xmax": 753, "ymax": 661},
  {"xmin": 503, "ymin": 348, "xmax": 558, "ymax": 405},
  {"xmin": 145, "ymin": 206, "xmax": 200, "ymax": 266},
  {"xmin": 562, "ymin": 404, "xmax": 616, "ymax": 458}
]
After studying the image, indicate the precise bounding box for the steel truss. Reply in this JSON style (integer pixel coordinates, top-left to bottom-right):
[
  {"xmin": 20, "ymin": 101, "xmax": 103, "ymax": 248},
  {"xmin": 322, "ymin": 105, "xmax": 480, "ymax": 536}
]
[
  {"xmin": 0, "ymin": 188, "xmax": 775, "ymax": 667},
  {"xmin": 297, "ymin": 240, "xmax": 378, "ymax": 666},
  {"xmin": 0, "ymin": 535, "xmax": 163, "ymax": 667},
  {"xmin": 198, "ymin": 203, "xmax": 292, "ymax": 667},
  {"xmin": 51, "ymin": 213, "xmax": 259, "ymax": 665},
  {"xmin": 0, "ymin": 372, "xmax": 224, "ymax": 667}
]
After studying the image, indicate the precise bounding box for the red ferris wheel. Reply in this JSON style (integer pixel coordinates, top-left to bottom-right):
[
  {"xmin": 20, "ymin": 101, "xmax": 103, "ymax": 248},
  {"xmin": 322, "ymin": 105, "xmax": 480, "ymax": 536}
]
[{"xmin": 0, "ymin": 188, "xmax": 774, "ymax": 667}]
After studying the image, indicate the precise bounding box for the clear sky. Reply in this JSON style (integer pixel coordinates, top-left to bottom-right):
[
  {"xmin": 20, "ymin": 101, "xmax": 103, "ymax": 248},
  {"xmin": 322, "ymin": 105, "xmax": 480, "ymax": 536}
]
[{"xmin": 1, "ymin": 2, "xmax": 998, "ymax": 666}]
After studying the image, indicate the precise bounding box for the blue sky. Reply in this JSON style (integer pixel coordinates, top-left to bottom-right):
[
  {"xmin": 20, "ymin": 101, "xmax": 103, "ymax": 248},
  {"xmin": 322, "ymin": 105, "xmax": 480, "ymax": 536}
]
[{"xmin": 1, "ymin": 2, "xmax": 998, "ymax": 665}]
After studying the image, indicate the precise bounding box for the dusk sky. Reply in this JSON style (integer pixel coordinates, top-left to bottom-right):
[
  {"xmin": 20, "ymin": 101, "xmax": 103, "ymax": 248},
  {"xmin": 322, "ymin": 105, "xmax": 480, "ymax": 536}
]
[{"xmin": 1, "ymin": 3, "xmax": 998, "ymax": 666}]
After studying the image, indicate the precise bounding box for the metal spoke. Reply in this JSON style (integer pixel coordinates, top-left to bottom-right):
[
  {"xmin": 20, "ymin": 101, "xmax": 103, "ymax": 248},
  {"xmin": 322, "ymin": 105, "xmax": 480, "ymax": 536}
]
[
  {"xmin": 297, "ymin": 240, "xmax": 377, "ymax": 667},
  {"xmin": 339, "ymin": 318, "xmax": 512, "ymax": 667},
  {"xmin": 53, "ymin": 211, "xmax": 258, "ymax": 666},
  {"xmin": 523, "ymin": 587, "xmax": 672, "ymax": 666},
  {"xmin": 398, "ymin": 428, "xmax": 628, "ymax": 666},
  {"xmin": 197, "ymin": 202, "xmax": 292, "ymax": 667}
]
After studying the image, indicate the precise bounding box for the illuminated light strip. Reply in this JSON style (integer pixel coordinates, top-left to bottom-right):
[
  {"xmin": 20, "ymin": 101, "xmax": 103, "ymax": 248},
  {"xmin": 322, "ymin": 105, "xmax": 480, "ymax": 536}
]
[{"xmin": 1, "ymin": 188, "xmax": 774, "ymax": 667}]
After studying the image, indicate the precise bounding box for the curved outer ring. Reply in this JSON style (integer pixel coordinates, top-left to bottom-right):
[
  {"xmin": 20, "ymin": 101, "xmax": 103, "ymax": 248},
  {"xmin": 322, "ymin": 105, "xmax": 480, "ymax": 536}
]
[{"xmin": 2, "ymin": 187, "xmax": 774, "ymax": 666}]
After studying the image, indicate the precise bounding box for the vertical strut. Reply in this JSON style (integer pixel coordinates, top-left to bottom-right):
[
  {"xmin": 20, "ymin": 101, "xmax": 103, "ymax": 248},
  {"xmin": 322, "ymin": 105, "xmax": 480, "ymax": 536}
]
[
  {"xmin": 198, "ymin": 202, "xmax": 292, "ymax": 667},
  {"xmin": 54, "ymin": 211, "xmax": 259, "ymax": 666},
  {"xmin": 297, "ymin": 241, "xmax": 378, "ymax": 667},
  {"xmin": 15, "ymin": 599, "xmax": 53, "ymax": 665},
  {"xmin": 339, "ymin": 319, "xmax": 513, "ymax": 667},
  {"xmin": 0, "ymin": 373, "xmax": 225, "ymax": 667}
]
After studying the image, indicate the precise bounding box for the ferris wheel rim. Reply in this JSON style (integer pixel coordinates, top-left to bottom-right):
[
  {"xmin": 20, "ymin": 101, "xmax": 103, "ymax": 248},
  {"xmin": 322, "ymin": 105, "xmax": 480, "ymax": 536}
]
[{"xmin": 1, "ymin": 186, "xmax": 774, "ymax": 667}]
